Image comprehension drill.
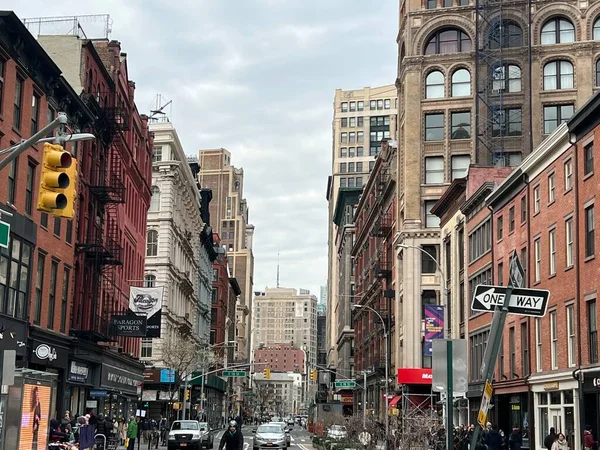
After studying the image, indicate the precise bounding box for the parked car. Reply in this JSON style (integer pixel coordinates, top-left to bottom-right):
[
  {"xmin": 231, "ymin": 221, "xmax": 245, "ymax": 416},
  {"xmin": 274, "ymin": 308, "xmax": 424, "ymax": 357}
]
[
  {"xmin": 270, "ymin": 422, "xmax": 291, "ymax": 447},
  {"xmin": 168, "ymin": 420, "xmax": 206, "ymax": 450},
  {"xmin": 327, "ymin": 425, "xmax": 348, "ymax": 440},
  {"xmin": 253, "ymin": 424, "xmax": 288, "ymax": 450}
]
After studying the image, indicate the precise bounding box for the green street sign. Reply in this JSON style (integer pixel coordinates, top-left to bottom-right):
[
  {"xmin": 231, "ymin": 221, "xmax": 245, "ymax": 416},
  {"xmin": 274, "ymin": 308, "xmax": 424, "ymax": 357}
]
[
  {"xmin": 335, "ymin": 381, "xmax": 356, "ymax": 388},
  {"xmin": 222, "ymin": 370, "xmax": 246, "ymax": 377},
  {"xmin": 0, "ymin": 221, "xmax": 9, "ymax": 249}
]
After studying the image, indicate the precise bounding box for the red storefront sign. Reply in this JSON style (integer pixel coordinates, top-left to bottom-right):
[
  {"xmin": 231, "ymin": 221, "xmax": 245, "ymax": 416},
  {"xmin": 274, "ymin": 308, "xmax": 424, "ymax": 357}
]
[{"xmin": 397, "ymin": 368, "xmax": 433, "ymax": 385}]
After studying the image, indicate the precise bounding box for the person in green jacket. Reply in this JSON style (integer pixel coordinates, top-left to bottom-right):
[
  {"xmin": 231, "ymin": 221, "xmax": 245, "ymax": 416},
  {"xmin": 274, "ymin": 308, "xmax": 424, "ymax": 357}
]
[{"xmin": 127, "ymin": 417, "xmax": 138, "ymax": 450}]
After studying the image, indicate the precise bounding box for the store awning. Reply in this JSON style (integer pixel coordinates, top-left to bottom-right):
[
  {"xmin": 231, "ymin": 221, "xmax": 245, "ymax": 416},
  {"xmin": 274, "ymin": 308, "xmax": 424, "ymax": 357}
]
[{"xmin": 388, "ymin": 395, "xmax": 402, "ymax": 408}]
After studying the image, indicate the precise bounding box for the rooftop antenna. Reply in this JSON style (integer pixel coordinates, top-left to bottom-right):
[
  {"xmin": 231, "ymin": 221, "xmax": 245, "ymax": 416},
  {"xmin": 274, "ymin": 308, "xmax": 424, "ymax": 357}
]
[
  {"xmin": 149, "ymin": 94, "xmax": 172, "ymax": 121},
  {"xmin": 276, "ymin": 247, "xmax": 280, "ymax": 288}
]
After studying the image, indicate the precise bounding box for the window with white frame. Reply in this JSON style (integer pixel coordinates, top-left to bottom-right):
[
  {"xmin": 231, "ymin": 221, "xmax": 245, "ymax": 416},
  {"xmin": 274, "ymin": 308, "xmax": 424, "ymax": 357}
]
[
  {"xmin": 534, "ymin": 238, "xmax": 541, "ymax": 283},
  {"xmin": 549, "ymin": 229, "xmax": 556, "ymax": 276},
  {"xmin": 141, "ymin": 338, "xmax": 153, "ymax": 358},
  {"xmin": 426, "ymin": 71, "xmax": 445, "ymax": 99},
  {"xmin": 565, "ymin": 159, "xmax": 573, "ymax": 191},
  {"xmin": 451, "ymin": 155, "xmax": 470, "ymax": 180},
  {"xmin": 425, "ymin": 201, "xmax": 440, "ymax": 228},
  {"xmin": 566, "ymin": 218, "xmax": 574, "ymax": 267},
  {"xmin": 152, "ymin": 146, "xmax": 162, "ymax": 163},
  {"xmin": 149, "ymin": 186, "xmax": 161, "ymax": 212},
  {"xmin": 451, "ymin": 69, "xmax": 471, "ymax": 97},
  {"xmin": 425, "ymin": 156, "xmax": 444, "ymax": 184},
  {"xmin": 548, "ymin": 173, "xmax": 555, "ymax": 202},
  {"xmin": 567, "ymin": 304, "xmax": 575, "ymax": 367},
  {"xmin": 543, "ymin": 60, "xmax": 574, "ymax": 90},
  {"xmin": 147, "ymin": 230, "xmax": 158, "ymax": 257},
  {"xmin": 536, "ymin": 317, "xmax": 542, "ymax": 371},
  {"xmin": 534, "ymin": 186, "xmax": 541, "ymax": 214},
  {"xmin": 550, "ymin": 310, "xmax": 558, "ymax": 369}
]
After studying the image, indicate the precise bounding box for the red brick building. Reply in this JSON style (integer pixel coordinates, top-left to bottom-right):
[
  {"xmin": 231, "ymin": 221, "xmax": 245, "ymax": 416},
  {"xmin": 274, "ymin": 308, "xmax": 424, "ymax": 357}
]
[
  {"xmin": 0, "ymin": 11, "xmax": 94, "ymax": 420},
  {"xmin": 211, "ymin": 233, "xmax": 229, "ymax": 347},
  {"xmin": 254, "ymin": 343, "xmax": 305, "ymax": 373}
]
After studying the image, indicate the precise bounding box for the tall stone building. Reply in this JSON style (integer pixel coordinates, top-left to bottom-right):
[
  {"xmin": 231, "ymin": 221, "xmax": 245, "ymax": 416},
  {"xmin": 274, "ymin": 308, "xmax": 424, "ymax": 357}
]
[
  {"xmin": 198, "ymin": 148, "xmax": 255, "ymax": 360},
  {"xmin": 326, "ymin": 85, "xmax": 398, "ymax": 367},
  {"xmin": 394, "ymin": 0, "xmax": 600, "ymax": 382}
]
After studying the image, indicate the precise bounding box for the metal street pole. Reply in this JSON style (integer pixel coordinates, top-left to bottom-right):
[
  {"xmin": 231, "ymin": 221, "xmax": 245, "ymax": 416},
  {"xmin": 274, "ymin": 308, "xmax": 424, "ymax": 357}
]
[
  {"xmin": 363, "ymin": 370, "xmax": 367, "ymax": 429},
  {"xmin": 446, "ymin": 340, "xmax": 453, "ymax": 450}
]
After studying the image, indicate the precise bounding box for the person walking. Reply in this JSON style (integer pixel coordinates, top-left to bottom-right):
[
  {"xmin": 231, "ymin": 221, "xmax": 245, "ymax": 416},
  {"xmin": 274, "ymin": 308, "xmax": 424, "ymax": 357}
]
[
  {"xmin": 126, "ymin": 416, "xmax": 138, "ymax": 450},
  {"xmin": 219, "ymin": 420, "xmax": 244, "ymax": 450},
  {"xmin": 551, "ymin": 433, "xmax": 569, "ymax": 450},
  {"xmin": 485, "ymin": 425, "xmax": 504, "ymax": 450},
  {"xmin": 584, "ymin": 427, "xmax": 595, "ymax": 450},
  {"xmin": 508, "ymin": 426, "xmax": 523, "ymax": 450},
  {"xmin": 544, "ymin": 427, "xmax": 558, "ymax": 450},
  {"xmin": 78, "ymin": 416, "xmax": 95, "ymax": 450}
]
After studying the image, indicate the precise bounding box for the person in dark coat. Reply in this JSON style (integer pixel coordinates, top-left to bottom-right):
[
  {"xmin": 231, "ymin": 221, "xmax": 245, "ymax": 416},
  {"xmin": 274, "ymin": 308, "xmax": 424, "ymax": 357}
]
[
  {"xmin": 544, "ymin": 427, "xmax": 558, "ymax": 450},
  {"xmin": 485, "ymin": 425, "xmax": 504, "ymax": 450},
  {"xmin": 508, "ymin": 426, "xmax": 523, "ymax": 450},
  {"xmin": 49, "ymin": 419, "xmax": 70, "ymax": 442},
  {"xmin": 95, "ymin": 413, "xmax": 108, "ymax": 436},
  {"xmin": 219, "ymin": 420, "xmax": 244, "ymax": 450},
  {"xmin": 78, "ymin": 416, "xmax": 95, "ymax": 450}
]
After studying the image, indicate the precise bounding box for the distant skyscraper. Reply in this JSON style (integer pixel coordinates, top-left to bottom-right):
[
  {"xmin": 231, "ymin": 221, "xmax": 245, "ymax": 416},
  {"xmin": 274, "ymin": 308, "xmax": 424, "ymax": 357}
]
[{"xmin": 318, "ymin": 285, "xmax": 327, "ymax": 314}]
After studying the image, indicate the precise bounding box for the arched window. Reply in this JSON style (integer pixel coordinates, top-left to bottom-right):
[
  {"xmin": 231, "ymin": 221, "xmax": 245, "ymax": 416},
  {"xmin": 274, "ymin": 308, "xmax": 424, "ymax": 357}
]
[
  {"xmin": 144, "ymin": 274, "xmax": 156, "ymax": 288},
  {"xmin": 234, "ymin": 181, "xmax": 240, "ymax": 190},
  {"xmin": 146, "ymin": 230, "xmax": 158, "ymax": 257},
  {"xmin": 425, "ymin": 28, "xmax": 472, "ymax": 55},
  {"xmin": 541, "ymin": 18, "xmax": 575, "ymax": 45},
  {"xmin": 452, "ymin": 69, "xmax": 471, "ymax": 96},
  {"xmin": 492, "ymin": 64, "xmax": 522, "ymax": 93},
  {"xmin": 425, "ymin": 71, "xmax": 445, "ymax": 98},
  {"xmin": 594, "ymin": 18, "xmax": 600, "ymax": 40},
  {"xmin": 596, "ymin": 60, "xmax": 600, "ymax": 86},
  {"xmin": 149, "ymin": 186, "xmax": 160, "ymax": 212},
  {"xmin": 489, "ymin": 20, "xmax": 523, "ymax": 49},
  {"xmin": 543, "ymin": 60, "xmax": 574, "ymax": 90}
]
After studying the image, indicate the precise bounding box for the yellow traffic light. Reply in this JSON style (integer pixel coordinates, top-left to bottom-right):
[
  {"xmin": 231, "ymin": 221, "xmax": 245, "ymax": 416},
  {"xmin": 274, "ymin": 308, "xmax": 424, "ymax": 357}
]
[
  {"xmin": 264, "ymin": 367, "xmax": 271, "ymax": 379},
  {"xmin": 186, "ymin": 388, "xmax": 190, "ymax": 401},
  {"xmin": 311, "ymin": 369, "xmax": 317, "ymax": 381},
  {"xmin": 37, "ymin": 143, "xmax": 77, "ymax": 219}
]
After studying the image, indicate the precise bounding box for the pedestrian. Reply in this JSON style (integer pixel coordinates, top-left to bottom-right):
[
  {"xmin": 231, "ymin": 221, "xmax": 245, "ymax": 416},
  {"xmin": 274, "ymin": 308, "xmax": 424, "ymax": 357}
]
[
  {"xmin": 120, "ymin": 419, "xmax": 127, "ymax": 445},
  {"xmin": 126, "ymin": 416, "xmax": 138, "ymax": 450},
  {"xmin": 78, "ymin": 416, "xmax": 95, "ymax": 450},
  {"xmin": 508, "ymin": 426, "xmax": 522, "ymax": 450},
  {"xmin": 95, "ymin": 413, "xmax": 108, "ymax": 436},
  {"xmin": 112, "ymin": 417, "xmax": 119, "ymax": 438},
  {"xmin": 60, "ymin": 412, "xmax": 72, "ymax": 434},
  {"xmin": 551, "ymin": 432, "xmax": 569, "ymax": 450},
  {"xmin": 219, "ymin": 420, "xmax": 244, "ymax": 450},
  {"xmin": 544, "ymin": 427, "xmax": 558, "ymax": 450},
  {"xmin": 485, "ymin": 425, "xmax": 503, "ymax": 450}
]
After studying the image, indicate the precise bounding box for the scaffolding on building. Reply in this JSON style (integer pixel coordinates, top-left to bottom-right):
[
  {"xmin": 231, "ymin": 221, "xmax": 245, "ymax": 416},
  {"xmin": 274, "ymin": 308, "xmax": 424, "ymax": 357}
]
[
  {"xmin": 475, "ymin": 0, "xmax": 532, "ymax": 166},
  {"xmin": 22, "ymin": 14, "xmax": 112, "ymax": 40}
]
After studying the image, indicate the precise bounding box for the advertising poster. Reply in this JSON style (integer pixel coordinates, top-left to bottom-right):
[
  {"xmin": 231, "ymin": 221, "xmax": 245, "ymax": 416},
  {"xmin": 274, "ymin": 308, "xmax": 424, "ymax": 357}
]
[
  {"xmin": 423, "ymin": 305, "xmax": 444, "ymax": 356},
  {"xmin": 20, "ymin": 384, "xmax": 51, "ymax": 450},
  {"xmin": 129, "ymin": 286, "xmax": 163, "ymax": 338}
]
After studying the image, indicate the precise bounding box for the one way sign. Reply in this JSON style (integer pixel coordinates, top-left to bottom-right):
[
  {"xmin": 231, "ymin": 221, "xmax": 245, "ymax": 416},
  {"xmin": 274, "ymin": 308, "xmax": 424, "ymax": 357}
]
[{"xmin": 472, "ymin": 285, "xmax": 550, "ymax": 317}]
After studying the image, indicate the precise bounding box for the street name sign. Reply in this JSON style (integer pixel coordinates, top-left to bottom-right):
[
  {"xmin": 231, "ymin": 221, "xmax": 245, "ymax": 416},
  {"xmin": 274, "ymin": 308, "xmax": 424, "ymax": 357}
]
[
  {"xmin": 335, "ymin": 381, "xmax": 356, "ymax": 388},
  {"xmin": 222, "ymin": 370, "xmax": 246, "ymax": 377},
  {"xmin": 471, "ymin": 285, "xmax": 550, "ymax": 317},
  {"xmin": 0, "ymin": 220, "xmax": 10, "ymax": 249},
  {"xmin": 477, "ymin": 380, "xmax": 493, "ymax": 428}
]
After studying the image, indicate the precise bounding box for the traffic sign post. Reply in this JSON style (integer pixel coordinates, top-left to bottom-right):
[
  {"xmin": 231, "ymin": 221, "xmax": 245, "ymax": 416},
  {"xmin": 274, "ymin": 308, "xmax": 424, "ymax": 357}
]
[
  {"xmin": 471, "ymin": 285, "xmax": 550, "ymax": 317},
  {"xmin": 334, "ymin": 380, "xmax": 356, "ymax": 389},
  {"xmin": 222, "ymin": 370, "xmax": 246, "ymax": 377}
]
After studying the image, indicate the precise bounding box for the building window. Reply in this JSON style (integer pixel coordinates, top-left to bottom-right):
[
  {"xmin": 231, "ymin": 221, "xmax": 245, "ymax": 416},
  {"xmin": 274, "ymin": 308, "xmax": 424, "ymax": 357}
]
[
  {"xmin": 340, "ymin": 163, "xmax": 347, "ymax": 173},
  {"xmin": 147, "ymin": 230, "xmax": 158, "ymax": 257},
  {"xmin": 451, "ymin": 111, "xmax": 471, "ymax": 139},
  {"xmin": 150, "ymin": 186, "xmax": 160, "ymax": 212},
  {"xmin": 548, "ymin": 173, "xmax": 556, "ymax": 202},
  {"xmin": 144, "ymin": 274, "xmax": 156, "ymax": 288},
  {"xmin": 31, "ymin": 93, "xmax": 40, "ymax": 135},
  {"xmin": 357, "ymin": 146, "xmax": 363, "ymax": 157},
  {"xmin": 468, "ymin": 218, "xmax": 491, "ymax": 262},
  {"xmin": 426, "ymin": 0, "xmax": 436, "ymax": 8},
  {"xmin": 535, "ymin": 317, "xmax": 542, "ymax": 371},
  {"xmin": 141, "ymin": 338, "xmax": 153, "ymax": 358},
  {"xmin": 584, "ymin": 142, "xmax": 594, "ymax": 176},
  {"xmin": 425, "ymin": 156, "xmax": 444, "ymax": 184},
  {"xmin": 498, "ymin": 262, "xmax": 504, "ymax": 286},
  {"xmin": 541, "ymin": 18, "xmax": 575, "ymax": 45},
  {"xmin": 543, "ymin": 60, "xmax": 574, "ymax": 90},
  {"xmin": 13, "ymin": 77, "xmax": 23, "ymax": 130},
  {"xmin": 340, "ymin": 147, "xmax": 347, "ymax": 158},
  {"xmin": 41, "ymin": 213, "xmax": 48, "ymax": 229},
  {"xmin": 53, "ymin": 217, "xmax": 61, "ymax": 237},
  {"xmin": 384, "ymin": 99, "xmax": 391, "ymax": 109},
  {"xmin": 544, "ymin": 104, "xmax": 574, "ymax": 134},
  {"xmin": 370, "ymin": 100, "xmax": 376, "ymax": 110},
  {"xmin": 549, "ymin": 229, "xmax": 556, "ymax": 276},
  {"xmin": 425, "ymin": 28, "xmax": 472, "ymax": 55},
  {"xmin": 534, "ymin": 238, "xmax": 541, "ymax": 283},
  {"xmin": 425, "ymin": 113, "xmax": 444, "ymax": 141},
  {"xmin": 34, "ymin": 252, "xmax": 45, "ymax": 325},
  {"xmin": 341, "ymin": 118, "xmax": 348, "ymax": 128},
  {"xmin": 60, "ymin": 267, "xmax": 70, "ymax": 333},
  {"xmin": 567, "ymin": 304, "xmax": 575, "ymax": 367},
  {"xmin": 356, "ymin": 162, "xmax": 363, "ymax": 172},
  {"xmin": 585, "ymin": 205, "xmax": 595, "ymax": 258},
  {"xmin": 509, "ymin": 206, "xmax": 515, "ymax": 232},
  {"xmin": 66, "ymin": 220, "xmax": 73, "ymax": 244},
  {"xmin": 521, "ymin": 196, "xmax": 527, "ymax": 223},
  {"xmin": 0, "ymin": 59, "xmax": 4, "ymax": 114},
  {"xmin": 497, "ymin": 216, "xmax": 503, "ymax": 240},
  {"xmin": 489, "ymin": 20, "xmax": 522, "ymax": 49},
  {"xmin": 565, "ymin": 159, "xmax": 573, "ymax": 190},
  {"xmin": 47, "ymin": 260, "xmax": 58, "ymax": 328},
  {"xmin": 357, "ymin": 131, "xmax": 364, "ymax": 142},
  {"xmin": 212, "ymin": 288, "xmax": 218, "ymax": 303},
  {"xmin": 549, "ymin": 310, "xmax": 558, "ymax": 369},
  {"xmin": 349, "ymin": 132, "xmax": 356, "ymax": 144},
  {"xmin": 521, "ymin": 322, "xmax": 529, "ymax": 376},
  {"xmin": 349, "ymin": 117, "xmax": 356, "ymax": 127},
  {"xmin": 451, "ymin": 155, "xmax": 470, "ymax": 180},
  {"xmin": 341, "ymin": 132, "xmax": 347, "ymax": 143},
  {"xmin": 340, "ymin": 178, "xmax": 347, "ymax": 188},
  {"xmin": 492, "ymin": 108, "xmax": 522, "ymax": 137},
  {"xmin": 152, "ymin": 146, "xmax": 162, "ymax": 162},
  {"xmin": 566, "ymin": 218, "xmax": 574, "ymax": 267},
  {"xmin": 425, "ymin": 71, "xmax": 445, "ymax": 99},
  {"xmin": 349, "ymin": 102, "xmax": 356, "ymax": 112},
  {"xmin": 348, "ymin": 162, "xmax": 355, "ymax": 173},
  {"xmin": 590, "ymin": 300, "xmax": 598, "ymax": 364},
  {"xmin": 451, "ymin": 69, "xmax": 471, "ymax": 97},
  {"xmin": 8, "ymin": 158, "xmax": 17, "ymax": 204},
  {"xmin": 425, "ymin": 201, "xmax": 440, "ymax": 228},
  {"xmin": 534, "ymin": 186, "xmax": 540, "ymax": 214},
  {"xmin": 357, "ymin": 101, "xmax": 364, "ymax": 111},
  {"xmin": 492, "ymin": 64, "xmax": 522, "ymax": 93},
  {"xmin": 509, "ymin": 327, "xmax": 515, "ymax": 378},
  {"xmin": 25, "ymin": 162, "xmax": 35, "ymax": 215},
  {"xmin": 421, "ymin": 245, "xmax": 438, "ymax": 274},
  {"xmin": 595, "ymin": 18, "xmax": 600, "ymax": 40}
]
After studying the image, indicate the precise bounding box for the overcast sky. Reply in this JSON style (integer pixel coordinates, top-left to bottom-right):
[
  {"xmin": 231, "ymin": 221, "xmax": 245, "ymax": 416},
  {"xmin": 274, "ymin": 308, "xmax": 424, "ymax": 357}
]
[{"xmin": 9, "ymin": 0, "xmax": 397, "ymax": 298}]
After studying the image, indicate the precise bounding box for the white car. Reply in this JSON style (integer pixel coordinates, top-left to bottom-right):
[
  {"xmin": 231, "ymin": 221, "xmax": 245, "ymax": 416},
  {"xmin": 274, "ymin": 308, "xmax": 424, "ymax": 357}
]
[
  {"xmin": 270, "ymin": 422, "xmax": 291, "ymax": 447},
  {"xmin": 327, "ymin": 425, "xmax": 348, "ymax": 440},
  {"xmin": 168, "ymin": 420, "xmax": 206, "ymax": 450},
  {"xmin": 253, "ymin": 424, "xmax": 287, "ymax": 450}
]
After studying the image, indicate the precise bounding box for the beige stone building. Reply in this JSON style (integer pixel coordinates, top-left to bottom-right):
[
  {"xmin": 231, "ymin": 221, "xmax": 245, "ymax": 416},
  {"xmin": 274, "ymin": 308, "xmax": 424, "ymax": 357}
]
[
  {"xmin": 394, "ymin": 0, "xmax": 600, "ymax": 382},
  {"xmin": 198, "ymin": 149, "xmax": 255, "ymax": 360},
  {"xmin": 326, "ymin": 85, "xmax": 398, "ymax": 367}
]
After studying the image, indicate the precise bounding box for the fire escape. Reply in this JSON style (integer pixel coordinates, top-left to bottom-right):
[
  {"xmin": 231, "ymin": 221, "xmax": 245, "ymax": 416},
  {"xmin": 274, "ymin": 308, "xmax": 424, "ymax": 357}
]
[{"xmin": 74, "ymin": 91, "xmax": 128, "ymax": 341}]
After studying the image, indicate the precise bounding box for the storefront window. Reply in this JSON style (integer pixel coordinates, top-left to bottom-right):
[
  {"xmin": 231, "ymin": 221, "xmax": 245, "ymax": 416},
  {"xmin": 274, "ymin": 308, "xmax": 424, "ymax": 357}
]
[
  {"xmin": 538, "ymin": 390, "xmax": 575, "ymax": 449},
  {"xmin": 550, "ymin": 391, "xmax": 561, "ymax": 404}
]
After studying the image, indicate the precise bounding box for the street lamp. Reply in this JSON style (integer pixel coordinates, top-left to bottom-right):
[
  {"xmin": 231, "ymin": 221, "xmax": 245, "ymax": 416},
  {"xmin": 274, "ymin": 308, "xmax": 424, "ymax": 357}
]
[
  {"xmin": 352, "ymin": 304, "xmax": 388, "ymax": 445},
  {"xmin": 397, "ymin": 243, "xmax": 448, "ymax": 339}
]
